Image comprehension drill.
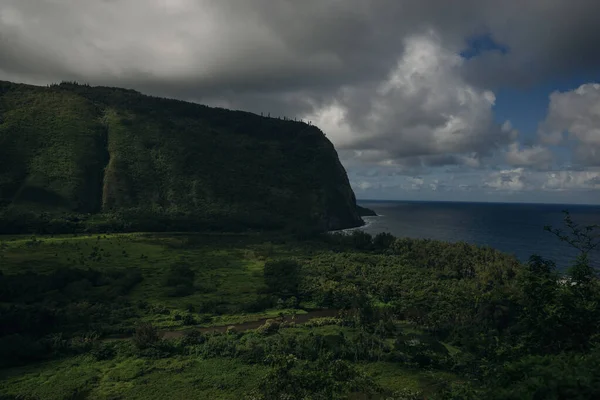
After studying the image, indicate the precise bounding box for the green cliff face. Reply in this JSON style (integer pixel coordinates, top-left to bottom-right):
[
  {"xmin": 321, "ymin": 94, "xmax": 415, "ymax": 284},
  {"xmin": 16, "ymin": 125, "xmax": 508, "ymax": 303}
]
[{"xmin": 0, "ymin": 81, "xmax": 363, "ymax": 232}]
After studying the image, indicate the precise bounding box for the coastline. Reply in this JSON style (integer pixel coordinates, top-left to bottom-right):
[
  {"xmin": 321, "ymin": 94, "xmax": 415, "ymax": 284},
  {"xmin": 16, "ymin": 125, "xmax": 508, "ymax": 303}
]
[{"xmin": 329, "ymin": 214, "xmax": 381, "ymax": 234}]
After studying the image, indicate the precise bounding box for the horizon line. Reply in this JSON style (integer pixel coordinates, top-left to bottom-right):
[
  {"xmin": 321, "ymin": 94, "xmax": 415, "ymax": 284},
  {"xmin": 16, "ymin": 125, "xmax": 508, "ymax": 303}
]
[{"xmin": 357, "ymin": 199, "xmax": 600, "ymax": 207}]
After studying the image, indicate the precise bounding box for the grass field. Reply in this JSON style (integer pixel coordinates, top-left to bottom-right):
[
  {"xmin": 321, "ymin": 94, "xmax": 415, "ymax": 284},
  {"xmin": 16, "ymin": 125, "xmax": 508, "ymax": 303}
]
[
  {"xmin": 1, "ymin": 232, "xmax": 490, "ymax": 398},
  {"xmin": 1, "ymin": 233, "xmax": 285, "ymax": 321},
  {"xmin": 0, "ymin": 354, "xmax": 268, "ymax": 400}
]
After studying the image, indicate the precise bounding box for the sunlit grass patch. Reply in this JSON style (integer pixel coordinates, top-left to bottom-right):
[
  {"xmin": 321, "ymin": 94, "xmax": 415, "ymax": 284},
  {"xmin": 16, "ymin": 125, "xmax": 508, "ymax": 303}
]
[{"xmin": 0, "ymin": 355, "xmax": 266, "ymax": 400}]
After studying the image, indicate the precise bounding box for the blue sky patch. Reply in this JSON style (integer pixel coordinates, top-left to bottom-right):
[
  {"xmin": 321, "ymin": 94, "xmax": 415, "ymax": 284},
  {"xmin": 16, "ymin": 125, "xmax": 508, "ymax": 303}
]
[{"xmin": 460, "ymin": 33, "xmax": 509, "ymax": 59}]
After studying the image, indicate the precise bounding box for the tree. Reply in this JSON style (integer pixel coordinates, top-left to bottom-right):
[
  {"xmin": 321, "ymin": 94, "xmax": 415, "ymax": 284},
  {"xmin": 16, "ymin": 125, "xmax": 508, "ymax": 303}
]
[
  {"xmin": 373, "ymin": 232, "xmax": 395, "ymax": 251},
  {"xmin": 544, "ymin": 210, "xmax": 600, "ymax": 256},
  {"xmin": 263, "ymin": 259, "xmax": 301, "ymax": 298},
  {"xmin": 516, "ymin": 212, "xmax": 600, "ymax": 353},
  {"xmin": 349, "ymin": 230, "xmax": 372, "ymax": 250},
  {"xmin": 544, "ymin": 210, "xmax": 600, "ymax": 283}
]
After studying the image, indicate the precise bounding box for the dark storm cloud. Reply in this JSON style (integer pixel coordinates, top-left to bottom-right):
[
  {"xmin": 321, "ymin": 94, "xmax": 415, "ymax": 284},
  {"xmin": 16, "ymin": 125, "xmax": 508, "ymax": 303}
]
[
  {"xmin": 1, "ymin": 0, "xmax": 599, "ymax": 177},
  {"xmin": 3, "ymin": 1, "xmax": 599, "ymax": 94},
  {"xmin": 461, "ymin": 1, "xmax": 600, "ymax": 89}
]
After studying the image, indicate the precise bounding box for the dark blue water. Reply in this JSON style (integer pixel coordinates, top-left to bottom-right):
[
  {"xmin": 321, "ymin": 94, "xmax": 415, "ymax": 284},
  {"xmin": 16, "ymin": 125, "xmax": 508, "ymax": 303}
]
[{"xmin": 355, "ymin": 200, "xmax": 600, "ymax": 270}]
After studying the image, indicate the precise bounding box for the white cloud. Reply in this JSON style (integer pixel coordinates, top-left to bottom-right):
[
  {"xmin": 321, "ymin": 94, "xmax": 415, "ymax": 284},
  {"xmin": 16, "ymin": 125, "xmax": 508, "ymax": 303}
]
[
  {"xmin": 543, "ymin": 171, "xmax": 600, "ymax": 191},
  {"xmin": 355, "ymin": 181, "xmax": 374, "ymax": 191},
  {"xmin": 307, "ymin": 31, "xmax": 508, "ymax": 167},
  {"xmin": 409, "ymin": 177, "xmax": 425, "ymax": 190},
  {"xmin": 539, "ymin": 83, "xmax": 600, "ymax": 165},
  {"xmin": 484, "ymin": 168, "xmax": 529, "ymax": 191},
  {"xmin": 4, "ymin": 0, "xmax": 600, "ymax": 203},
  {"xmin": 505, "ymin": 142, "xmax": 554, "ymax": 169},
  {"xmin": 483, "ymin": 168, "xmax": 600, "ymax": 193}
]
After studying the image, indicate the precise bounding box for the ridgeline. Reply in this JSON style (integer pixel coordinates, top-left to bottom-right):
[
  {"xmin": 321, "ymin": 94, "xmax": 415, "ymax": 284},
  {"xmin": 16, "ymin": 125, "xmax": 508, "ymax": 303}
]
[{"xmin": 0, "ymin": 80, "xmax": 368, "ymax": 234}]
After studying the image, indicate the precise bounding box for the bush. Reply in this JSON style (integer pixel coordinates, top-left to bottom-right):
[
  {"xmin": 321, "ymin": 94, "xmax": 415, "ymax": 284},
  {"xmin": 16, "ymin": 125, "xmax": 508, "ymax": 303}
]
[
  {"xmin": 226, "ymin": 326, "xmax": 237, "ymax": 335},
  {"xmin": 284, "ymin": 296, "xmax": 299, "ymax": 309},
  {"xmin": 350, "ymin": 230, "xmax": 373, "ymax": 250},
  {"xmin": 241, "ymin": 296, "xmax": 274, "ymax": 313},
  {"xmin": 91, "ymin": 342, "xmax": 116, "ymax": 360},
  {"xmin": 256, "ymin": 319, "xmax": 281, "ymax": 335},
  {"xmin": 182, "ymin": 314, "xmax": 196, "ymax": 326},
  {"xmin": 263, "ymin": 259, "xmax": 301, "ymax": 298},
  {"xmin": 182, "ymin": 330, "xmax": 206, "ymax": 346},
  {"xmin": 489, "ymin": 350, "xmax": 600, "ymax": 400},
  {"xmin": 254, "ymin": 354, "xmax": 379, "ymax": 399},
  {"xmin": 373, "ymin": 232, "xmax": 395, "ymax": 251},
  {"xmin": 303, "ymin": 317, "xmax": 341, "ymax": 328},
  {"xmin": 132, "ymin": 322, "xmax": 163, "ymax": 350},
  {"xmin": 393, "ymin": 335, "xmax": 450, "ymax": 368}
]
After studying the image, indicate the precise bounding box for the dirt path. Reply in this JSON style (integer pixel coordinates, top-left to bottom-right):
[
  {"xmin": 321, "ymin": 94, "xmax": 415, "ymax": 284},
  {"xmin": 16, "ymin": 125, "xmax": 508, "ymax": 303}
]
[
  {"xmin": 104, "ymin": 309, "xmax": 339, "ymax": 341},
  {"xmin": 162, "ymin": 309, "xmax": 339, "ymax": 339}
]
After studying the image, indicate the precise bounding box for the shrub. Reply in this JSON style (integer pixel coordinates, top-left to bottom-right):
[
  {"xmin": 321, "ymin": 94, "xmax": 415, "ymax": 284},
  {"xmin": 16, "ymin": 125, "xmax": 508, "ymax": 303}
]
[
  {"xmin": 303, "ymin": 317, "xmax": 341, "ymax": 328},
  {"xmin": 241, "ymin": 296, "xmax": 274, "ymax": 313},
  {"xmin": 182, "ymin": 330, "xmax": 206, "ymax": 346},
  {"xmin": 226, "ymin": 326, "xmax": 237, "ymax": 335},
  {"xmin": 373, "ymin": 232, "xmax": 395, "ymax": 251},
  {"xmin": 284, "ymin": 296, "xmax": 299, "ymax": 309},
  {"xmin": 256, "ymin": 319, "xmax": 281, "ymax": 335},
  {"xmin": 263, "ymin": 259, "xmax": 301, "ymax": 298},
  {"xmin": 182, "ymin": 314, "xmax": 196, "ymax": 326},
  {"xmin": 350, "ymin": 230, "xmax": 373, "ymax": 250},
  {"xmin": 91, "ymin": 342, "xmax": 116, "ymax": 360},
  {"xmin": 254, "ymin": 354, "xmax": 379, "ymax": 399},
  {"xmin": 132, "ymin": 322, "xmax": 163, "ymax": 350}
]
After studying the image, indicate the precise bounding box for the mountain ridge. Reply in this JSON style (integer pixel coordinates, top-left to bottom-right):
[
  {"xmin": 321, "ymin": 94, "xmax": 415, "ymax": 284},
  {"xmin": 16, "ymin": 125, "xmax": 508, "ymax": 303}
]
[{"xmin": 0, "ymin": 80, "xmax": 368, "ymax": 233}]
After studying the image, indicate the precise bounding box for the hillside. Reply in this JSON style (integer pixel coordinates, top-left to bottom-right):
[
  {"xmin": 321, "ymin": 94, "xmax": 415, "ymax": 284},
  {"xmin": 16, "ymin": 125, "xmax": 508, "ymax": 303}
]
[{"xmin": 0, "ymin": 81, "xmax": 364, "ymax": 233}]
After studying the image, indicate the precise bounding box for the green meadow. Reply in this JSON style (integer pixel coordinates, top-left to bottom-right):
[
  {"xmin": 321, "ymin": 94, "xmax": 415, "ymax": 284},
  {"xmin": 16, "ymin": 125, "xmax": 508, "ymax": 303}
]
[{"xmin": 1, "ymin": 228, "xmax": 599, "ymax": 399}]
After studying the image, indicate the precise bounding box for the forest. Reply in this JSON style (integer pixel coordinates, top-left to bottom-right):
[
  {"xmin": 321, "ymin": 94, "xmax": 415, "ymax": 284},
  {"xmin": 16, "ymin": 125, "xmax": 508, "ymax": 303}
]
[{"xmin": 0, "ymin": 211, "xmax": 598, "ymax": 399}]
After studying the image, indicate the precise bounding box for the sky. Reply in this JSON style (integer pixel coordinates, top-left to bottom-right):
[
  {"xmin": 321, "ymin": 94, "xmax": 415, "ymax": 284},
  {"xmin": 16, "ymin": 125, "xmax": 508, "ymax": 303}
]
[{"xmin": 2, "ymin": 1, "xmax": 600, "ymax": 204}]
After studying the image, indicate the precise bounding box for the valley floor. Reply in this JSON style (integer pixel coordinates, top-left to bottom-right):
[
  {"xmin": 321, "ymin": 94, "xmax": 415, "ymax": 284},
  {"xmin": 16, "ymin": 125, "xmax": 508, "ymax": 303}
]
[{"xmin": 1, "ymin": 230, "xmax": 598, "ymax": 399}]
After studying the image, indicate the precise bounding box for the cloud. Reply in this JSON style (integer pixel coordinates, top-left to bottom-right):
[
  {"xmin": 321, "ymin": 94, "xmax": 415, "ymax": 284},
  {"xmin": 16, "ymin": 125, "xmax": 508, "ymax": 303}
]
[
  {"xmin": 460, "ymin": 1, "xmax": 600, "ymax": 89},
  {"xmin": 3, "ymin": 1, "xmax": 600, "ymax": 98},
  {"xmin": 543, "ymin": 170, "xmax": 600, "ymax": 191},
  {"xmin": 3, "ymin": 1, "xmax": 600, "ymax": 120},
  {"xmin": 306, "ymin": 32, "xmax": 509, "ymax": 167},
  {"xmin": 539, "ymin": 83, "xmax": 600, "ymax": 166},
  {"xmin": 409, "ymin": 177, "xmax": 425, "ymax": 190},
  {"xmin": 505, "ymin": 142, "xmax": 554, "ymax": 169},
  {"xmin": 484, "ymin": 168, "xmax": 529, "ymax": 191},
  {"xmin": 482, "ymin": 168, "xmax": 600, "ymax": 193},
  {"xmin": 3, "ymin": 0, "xmax": 600, "ymax": 202}
]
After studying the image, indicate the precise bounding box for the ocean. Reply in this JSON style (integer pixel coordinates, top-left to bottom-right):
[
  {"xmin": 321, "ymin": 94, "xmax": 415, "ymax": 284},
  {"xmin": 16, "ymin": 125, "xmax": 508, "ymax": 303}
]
[{"xmin": 354, "ymin": 200, "xmax": 600, "ymax": 271}]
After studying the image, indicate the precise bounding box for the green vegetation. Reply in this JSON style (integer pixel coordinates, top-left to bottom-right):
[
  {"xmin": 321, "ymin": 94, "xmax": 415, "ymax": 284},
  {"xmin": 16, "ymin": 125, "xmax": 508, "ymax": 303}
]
[
  {"xmin": 0, "ymin": 80, "xmax": 363, "ymax": 234},
  {"xmin": 2, "ymin": 77, "xmax": 597, "ymax": 399},
  {"xmin": 263, "ymin": 259, "xmax": 301, "ymax": 299},
  {"xmin": 1, "ymin": 211, "xmax": 598, "ymax": 399}
]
